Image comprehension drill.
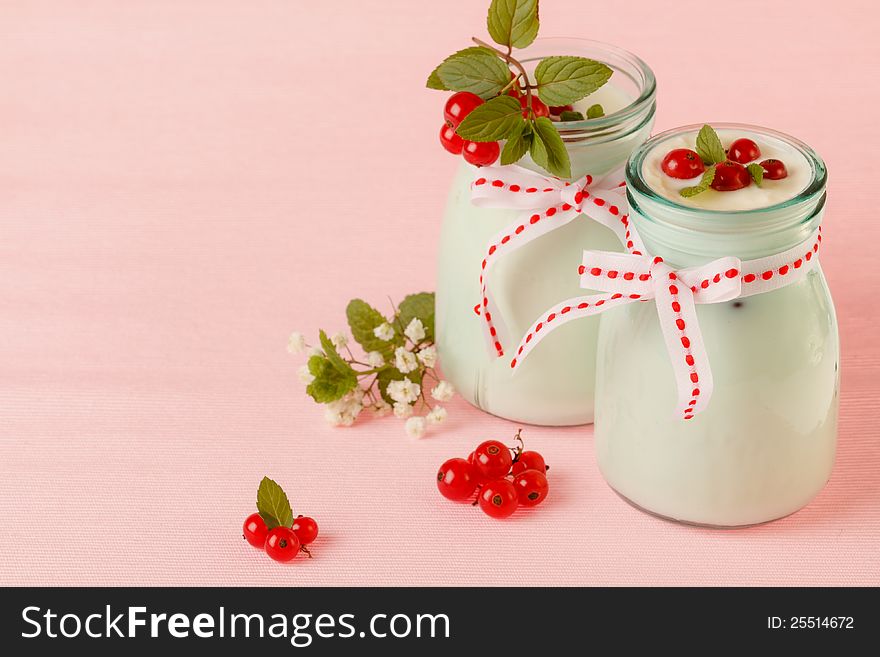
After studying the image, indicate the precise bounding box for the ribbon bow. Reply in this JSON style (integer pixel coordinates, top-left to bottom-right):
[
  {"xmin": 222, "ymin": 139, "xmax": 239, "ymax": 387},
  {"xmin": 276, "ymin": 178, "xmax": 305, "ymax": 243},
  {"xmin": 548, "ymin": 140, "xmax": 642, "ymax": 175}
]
[
  {"xmin": 471, "ymin": 164, "xmax": 644, "ymax": 357},
  {"xmin": 509, "ymin": 227, "xmax": 823, "ymax": 420}
]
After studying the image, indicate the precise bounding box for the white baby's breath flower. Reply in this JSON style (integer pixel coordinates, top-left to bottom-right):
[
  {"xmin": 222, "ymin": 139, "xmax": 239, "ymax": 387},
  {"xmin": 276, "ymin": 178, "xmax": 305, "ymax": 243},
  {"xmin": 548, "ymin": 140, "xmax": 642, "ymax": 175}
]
[
  {"xmin": 307, "ymin": 347, "xmax": 323, "ymax": 358},
  {"xmin": 373, "ymin": 399, "xmax": 391, "ymax": 417},
  {"xmin": 386, "ymin": 377, "xmax": 421, "ymax": 404},
  {"xmin": 431, "ymin": 380, "xmax": 455, "ymax": 402},
  {"xmin": 297, "ymin": 365, "xmax": 315, "ymax": 385},
  {"xmin": 395, "ymin": 346, "xmax": 419, "ymax": 374},
  {"xmin": 324, "ymin": 393, "xmax": 363, "ymax": 427},
  {"xmin": 330, "ymin": 332, "xmax": 348, "ymax": 349},
  {"xmin": 404, "ymin": 318, "xmax": 426, "ymax": 343},
  {"xmin": 373, "ymin": 323, "xmax": 395, "ymax": 341},
  {"xmin": 426, "ymin": 406, "xmax": 447, "ymax": 425},
  {"xmin": 287, "ymin": 332, "xmax": 306, "ymax": 355},
  {"xmin": 366, "ymin": 351, "xmax": 385, "ymax": 368},
  {"xmin": 393, "ymin": 402, "xmax": 413, "ymax": 419},
  {"xmin": 416, "ymin": 345, "xmax": 437, "ymax": 368},
  {"xmin": 405, "ymin": 416, "xmax": 427, "ymax": 439}
]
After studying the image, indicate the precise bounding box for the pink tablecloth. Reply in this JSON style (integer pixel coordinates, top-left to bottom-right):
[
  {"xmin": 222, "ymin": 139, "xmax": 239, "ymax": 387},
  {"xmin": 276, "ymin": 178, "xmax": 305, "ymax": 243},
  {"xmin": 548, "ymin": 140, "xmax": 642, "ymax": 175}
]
[{"xmin": 1, "ymin": 0, "xmax": 878, "ymax": 586}]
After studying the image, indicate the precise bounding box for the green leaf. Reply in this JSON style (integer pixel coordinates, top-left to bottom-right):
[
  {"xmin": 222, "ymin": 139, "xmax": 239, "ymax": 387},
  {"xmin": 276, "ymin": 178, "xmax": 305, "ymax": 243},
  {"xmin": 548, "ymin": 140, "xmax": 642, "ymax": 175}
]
[
  {"xmin": 436, "ymin": 48, "xmax": 512, "ymax": 99},
  {"xmin": 529, "ymin": 116, "xmax": 571, "ymax": 179},
  {"xmin": 456, "ymin": 95, "xmax": 524, "ymax": 142},
  {"xmin": 559, "ymin": 110, "xmax": 585, "ymax": 122},
  {"xmin": 586, "ymin": 103, "xmax": 605, "ymax": 119},
  {"xmin": 695, "ymin": 124, "xmax": 726, "ymax": 165},
  {"xmin": 319, "ymin": 330, "xmax": 356, "ymax": 377},
  {"xmin": 679, "ymin": 165, "xmax": 717, "ymax": 198},
  {"xmin": 427, "ymin": 47, "xmax": 492, "ymax": 90},
  {"xmin": 426, "ymin": 68, "xmax": 447, "ymax": 90},
  {"xmin": 346, "ymin": 299, "xmax": 396, "ymax": 355},
  {"xmin": 305, "ymin": 354, "xmax": 357, "ymax": 403},
  {"xmin": 747, "ymin": 162, "xmax": 764, "ymax": 187},
  {"xmin": 487, "ymin": 0, "xmax": 539, "ymax": 49},
  {"xmin": 398, "ymin": 292, "xmax": 435, "ymax": 343},
  {"xmin": 256, "ymin": 476, "xmax": 294, "ymax": 530},
  {"xmin": 535, "ymin": 56, "xmax": 612, "ymax": 106},
  {"xmin": 500, "ymin": 120, "xmax": 532, "ymax": 165}
]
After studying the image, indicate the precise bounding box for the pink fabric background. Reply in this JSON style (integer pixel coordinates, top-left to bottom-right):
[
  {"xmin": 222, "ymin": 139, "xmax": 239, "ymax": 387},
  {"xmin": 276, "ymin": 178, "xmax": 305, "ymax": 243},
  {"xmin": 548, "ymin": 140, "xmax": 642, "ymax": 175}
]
[{"xmin": 1, "ymin": 0, "xmax": 878, "ymax": 586}]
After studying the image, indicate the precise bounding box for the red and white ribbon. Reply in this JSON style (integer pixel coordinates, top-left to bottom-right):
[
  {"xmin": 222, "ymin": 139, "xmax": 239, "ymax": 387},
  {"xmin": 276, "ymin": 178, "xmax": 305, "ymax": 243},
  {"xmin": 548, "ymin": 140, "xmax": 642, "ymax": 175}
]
[
  {"xmin": 470, "ymin": 164, "xmax": 644, "ymax": 357},
  {"xmin": 509, "ymin": 226, "xmax": 824, "ymax": 420}
]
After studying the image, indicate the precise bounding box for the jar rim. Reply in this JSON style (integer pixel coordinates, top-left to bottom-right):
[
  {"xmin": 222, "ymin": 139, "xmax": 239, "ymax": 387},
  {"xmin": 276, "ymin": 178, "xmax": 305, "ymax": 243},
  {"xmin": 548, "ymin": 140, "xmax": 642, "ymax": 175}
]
[{"xmin": 626, "ymin": 123, "xmax": 828, "ymax": 217}]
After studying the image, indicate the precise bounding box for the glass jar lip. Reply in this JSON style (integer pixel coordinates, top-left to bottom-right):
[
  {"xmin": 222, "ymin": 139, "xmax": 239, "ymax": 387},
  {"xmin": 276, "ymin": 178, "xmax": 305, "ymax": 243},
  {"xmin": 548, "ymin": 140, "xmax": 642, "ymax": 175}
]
[
  {"xmin": 626, "ymin": 123, "xmax": 828, "ymax": 216},
  {"xmin": 519, "ymin": 37, "xmax": 656, "ymax": 133}
]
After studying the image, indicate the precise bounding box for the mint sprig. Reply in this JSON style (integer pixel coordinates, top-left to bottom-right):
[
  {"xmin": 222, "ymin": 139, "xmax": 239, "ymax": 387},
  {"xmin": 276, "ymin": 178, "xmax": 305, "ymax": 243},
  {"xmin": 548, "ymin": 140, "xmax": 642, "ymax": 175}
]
[
  {"xmin": 747, "ymin": 162, "xmax": 764, "ymax": 187},
  {"xmin": 695, "ymin": 124, "xmax": 726, "ymax": 165},
  {"xmin": 435, "ymin": 47, "xmax": 513, "ymax": 99},
  {"xmin": 487, "ymin": 0, "xmax": 539, "ymax": 50},
  {"xmin": 257, "ymin": 477, "xmax": 294, "ymax": 530},
  {"xmin": 680, "ymin": 165, "xmax": 717, "ymax": 198}
]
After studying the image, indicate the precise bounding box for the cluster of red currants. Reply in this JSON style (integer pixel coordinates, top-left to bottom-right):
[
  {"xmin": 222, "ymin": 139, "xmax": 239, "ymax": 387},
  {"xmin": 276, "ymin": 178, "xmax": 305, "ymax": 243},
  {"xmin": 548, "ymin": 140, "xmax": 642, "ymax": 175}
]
[
  {"xmin": 436, "ymin": 430, "xmax": 549, "ymax": 519},
  {"xmin": 662, "ymin": 137, "xmax": 788, "ymax": 191},
  {"xmin": 242, "ymin": 513, "xmax": 319, "ymax": 563}
]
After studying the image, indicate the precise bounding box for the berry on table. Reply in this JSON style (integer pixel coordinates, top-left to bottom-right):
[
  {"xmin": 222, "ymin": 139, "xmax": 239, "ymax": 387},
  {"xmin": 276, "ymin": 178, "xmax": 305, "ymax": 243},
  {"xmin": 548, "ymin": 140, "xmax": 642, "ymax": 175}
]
[
  {"xmin": 462, "ymin": 140, "xmax": 500, "ymax": 167},
  {"xmin": 519, "ymin": 94, "xmax": 549, "ymax": 119},
  {"xmin": 511, "ymin": 450, "xmax": 547, "ymax": 476},
  {"xmin": 710, "ymin": 161, "xmax": 752, "ymax": 191},
  {"xmin": 265, "ymin": 527, "xmax": 300, "ymax": 562},
  {"xmin": 512, "ymin": 469, "xmax": 549, "ymax": 507},
  {"xmin": 242, "ymin": 513, "xmax": 268, "ymax": 548},
  {"xmin": 661, "ymin": 149, "xmax": 705, "ymax": 179},
  {"xmin": 760, "ymin": 158, "xmax": 788, "ymax": 180},
  {"xmin": 478, "ymin": 480, "xmax": 519, "ymax": 519},
  {"xmin": 291, "ymin": 515, "xmax": 319, "ymax": 545},
  {"xmin": 437, "ymin": 457, "xmax": 479, "ymax": 501},
  {"xmin": 472, "ymin": 439, "xmax": 513, "ymax": 479},
  {"xmin": 727, "ymin": 138, "xmax": 761, "ymax": 164},
  {"xmin": 440, "ymin": 124, "xmax": 464, "ymax": 154},
  {"xmin": 549, "ymin": 104, "xmax": 574, "ymax": 116},
  {"xmin": 444, "ymin": 91, "xmax": 483, "ymax": 128}
]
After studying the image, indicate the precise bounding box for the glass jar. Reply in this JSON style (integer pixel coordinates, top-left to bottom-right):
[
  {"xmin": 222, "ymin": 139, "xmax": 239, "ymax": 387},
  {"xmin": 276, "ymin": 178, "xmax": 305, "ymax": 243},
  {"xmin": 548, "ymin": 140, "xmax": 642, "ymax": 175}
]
[
  {"xmin": 594, "ymin": 124, "xmax": 838, "ymax": 527},
  {"xmin": 436, "ymin": 38, "xmax": 656, "ymax": 426}
]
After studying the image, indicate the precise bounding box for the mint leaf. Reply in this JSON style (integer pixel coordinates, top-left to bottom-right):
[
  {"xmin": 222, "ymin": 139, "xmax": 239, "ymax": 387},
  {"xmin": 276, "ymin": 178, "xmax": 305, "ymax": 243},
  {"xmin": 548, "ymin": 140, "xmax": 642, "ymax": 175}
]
[
  {"xmin": 257, "ymin": 476, "xmax": 294, "ymax": 530},
  {"xmin": 500, "ymin": 120, "xmax": 532, "ymax": 165},
  {"xmin": 436, "ymin": 48, "xmax": 512, "ymax": 99},
  {"xmin": 346, "ymin": 299, "xmax": 397, "ymax": 355},
  {"xmin": 457, "ymin": 95, "xmax": 524, "ymax": 141},
  {"xmin": 427, "ymin": 47, "xmax": 492, "ymax": 90},
  {"xmin": 319, "ymin": 330, "xmax": 355, "ymax": 377},
  {"xmin": 534, "ymin": 56, "xmax": 612, "ymax": 106},
  {"xmin": 559, "ymin": 110, "xmax": 584, "ymax": 122},
  {"xmin": 398, "ymin": 292, "xmax": 435, "ymax": 343},
  {"xmin": 305, "ymin": 354, "xmax": 357, "ymax": 403},
  {"xmin": 747, "ymin": 162, "xmax": 764, "ymax": 187},
  {"xmin": 487, "ymin": 0, "xmax": 539, "ymax": 49},
  {"xmin": 695, "ymin": 125, "xmax": 726, "ymax": 165},
  {"xmin": 426, "ymin": 68, "xmax": 447, "ymax": 90},
  {"xmin": 586, "ymin": 103, "xmax": 605, "ymax": 119},
  {"xmin": 679, "ymin": 165, "xmax": 716, "ymax": 198},
  {"xmin": 529, "ymin": 116, "xmax": 571, "ymax": 178}
]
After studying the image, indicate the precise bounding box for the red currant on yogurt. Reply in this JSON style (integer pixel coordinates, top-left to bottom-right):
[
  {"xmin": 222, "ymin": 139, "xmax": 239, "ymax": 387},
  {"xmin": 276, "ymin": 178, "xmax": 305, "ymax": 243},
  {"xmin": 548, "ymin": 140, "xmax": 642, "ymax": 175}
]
[
  {"xmin": 760, "ymin": 158, "xmax": 788, "ymax": 180},
  {"xmin": 727, "ymin": 138, "xmax": 761, "ymax": 164},
  {"xmin": 242, "ymin": 513, "xmax": 268, "ymax": 548},
  {"xmin": 519, "ymin": 95, "xmax": 549, "ymax": 119},
  {"xmin": 478, "ymin": 479, "xmax": 519, "ymax": 519},
  {"xmin": 511, "ymin": 450, "xmax": 546, "ymax": 476},
  {"xmin": 710, "ymin": 161, "xmax": 752, "ymax": 191},
  {"xmin": 437, "ymin": 457, "xmax": 479, "ymax": 501},
  {"xmin": 549, "ymin": 104, "xmax": 574, "ymax": 116},
  {"xmin": 512, "ymin": 469, "xmax": 549, "ymax": 507},
  {"xmin": 462, "ymin": 140, "xmax": 500, "ymax": 167},
  {"xmin": 439, "ymin": 124, "xmax": 464, "ymax": 154},
  {"xmin": 291, "ymin": 516, "xmax": 319, "ymax": 545},
  {"xmin": 265, "ymin": 527, "xmax": 300, "ymax": 562},
  {"xmin": 444, "ymin": 91, "xmax": 483, "ymax": 128},
  {"xmin": 473, "ymin": 439, "xmax": 513, "ymax": 479},
  {"xmin": 661, "ymin": 149, "xmax": 705, "ymax": 179}
]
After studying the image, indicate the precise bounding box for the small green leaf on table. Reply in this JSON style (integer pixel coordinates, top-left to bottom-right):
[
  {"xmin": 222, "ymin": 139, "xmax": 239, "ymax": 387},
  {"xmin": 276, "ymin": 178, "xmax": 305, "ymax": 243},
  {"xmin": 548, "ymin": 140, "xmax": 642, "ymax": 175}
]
[{"xmin": 257, "ymin": 476, "xmax": 294, "ymax": 530}]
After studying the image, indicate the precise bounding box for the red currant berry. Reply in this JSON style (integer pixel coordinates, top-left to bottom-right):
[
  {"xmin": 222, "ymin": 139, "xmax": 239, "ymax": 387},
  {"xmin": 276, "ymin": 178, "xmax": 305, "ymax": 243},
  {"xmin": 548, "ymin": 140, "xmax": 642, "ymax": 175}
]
[
  {"xmin": 242, "ymin": 513, "xmax": 268, "ymax": 548},
  {"xmin": 727, "ymin": 138, "xmax": 761, "ymax": 164},
  {"xmin": 291, "ymin": 516, "xmax": 319, "ymax": 545},
  {"xmin": 444, "ymin": 92, "xmax": 483, "ymax": 128},
  {"xmin": 759, "ymin": 158, "xmax": 788, "ymax": 180},
  {"xmin": 437, "ymin": 457, "xmax": 478, "ymax": 501},
  {"xmin": 512, "ymin": 469, "xmax": 549, "ymax": 507},
  {"xmin": 661, "ymin": 149, "xmax": 705, "ymax": 180},
  {"xmin": 518, "ymin": 95, "xmax": 549, "ymax": 119},
  {"xmin": 511, "ymin": 450, "xmax": 546, "ymax": 476},
  {"xmin": 710, "ymin": 161, "xmax": 752, "ymax": 191},
  {"xmin": 440, "ymin": 124, "xmax": 464, "ymax": 155},
  {"xmin": 462, "ymin": 140, "xmax": 500, "ymax": 167},
  {"xmin": 473, "ymin": 440, "xmax": 513, "ymax": 479},
  {"xmin": 549, "ymin": 104, "xmax": 574, "ymax": 116},
  {"xmin": 478, "ymin": 479, "xmax": 519, "ymax": 519},
  {"xmin": 265, "ymin": 527, "xmax": 300, "ymax": 562}
]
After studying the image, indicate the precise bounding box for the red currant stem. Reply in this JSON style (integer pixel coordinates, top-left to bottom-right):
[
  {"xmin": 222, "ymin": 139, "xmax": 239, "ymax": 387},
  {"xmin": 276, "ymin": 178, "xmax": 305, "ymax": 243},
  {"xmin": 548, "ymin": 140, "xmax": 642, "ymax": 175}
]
[
  {"xmin": 510, "ymin": 428, "xmax": 524, "ymax": 460},
  {"xmin": 300, "ymin": 545, "xmax": 313, "ymax": 558},
  {"xmin": 471, "ymin": 37, "xmax": 536, "ymax": 115}
]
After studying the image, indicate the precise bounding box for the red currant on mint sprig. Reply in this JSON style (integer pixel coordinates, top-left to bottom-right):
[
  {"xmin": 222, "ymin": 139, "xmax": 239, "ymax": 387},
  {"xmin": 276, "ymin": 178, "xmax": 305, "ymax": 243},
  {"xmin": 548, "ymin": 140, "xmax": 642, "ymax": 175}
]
[
  {"xmin": 436, "ymin": 429, "xmax": 550, "ymax": 519},
  {"xmin": 664, "ymin": 125, "xmax": 788, "ymax": 198},
  {"xmin": 242, "ymin": 477, "xmax": 319, "ymax": 563},
  {"xmin": 437, "ymin": 91, "xmax": 501, "ymax": 167}
]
